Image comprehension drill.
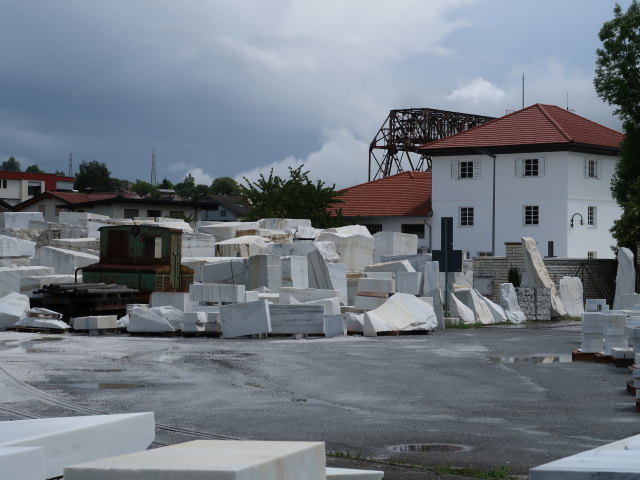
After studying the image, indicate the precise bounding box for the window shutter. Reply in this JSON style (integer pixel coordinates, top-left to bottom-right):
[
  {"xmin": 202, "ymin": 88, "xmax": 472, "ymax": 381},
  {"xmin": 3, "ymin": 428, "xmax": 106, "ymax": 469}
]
[
  {"xmin": 473, "ymin": 160, "xmax": 480, "ymax": 179},
  {"xmin": 584, "ymin": 158, "xmax": 588, "ymax": 179},
  {"xmin": 515, "ymin": 158, "xmax": 523, "ymax": 177},
  {"xmin": 539, "ymin": 158, "xmax": 546, "ymax": 177},
  {"xmin": 451, "ymin": 160, "xmax": 459, "ymax": 179}
]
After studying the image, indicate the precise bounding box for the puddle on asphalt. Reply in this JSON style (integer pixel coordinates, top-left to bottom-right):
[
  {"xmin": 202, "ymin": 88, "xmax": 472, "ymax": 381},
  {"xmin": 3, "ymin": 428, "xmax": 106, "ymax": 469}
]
[
  {"xmin": 131, "ymin": 348, "xmax": 183, "ymax": 363},
  {"xmin": 388, "ymin": 444, "xmax": 472, "ymax": 453},
  {"xmin": 489, "ymin": 354, "xmax": 572, "ymax": 364}
]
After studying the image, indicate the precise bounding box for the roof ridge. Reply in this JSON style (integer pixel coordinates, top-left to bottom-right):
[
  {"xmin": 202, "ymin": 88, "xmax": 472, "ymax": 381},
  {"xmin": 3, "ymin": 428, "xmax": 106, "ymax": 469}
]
[
  {"xmin": 336, "ymin": 171, "xmax": 427, "ymax": 193},
  {"xmin": 537, "ymin": 104, "xmax": 573, "ymax": 142}
]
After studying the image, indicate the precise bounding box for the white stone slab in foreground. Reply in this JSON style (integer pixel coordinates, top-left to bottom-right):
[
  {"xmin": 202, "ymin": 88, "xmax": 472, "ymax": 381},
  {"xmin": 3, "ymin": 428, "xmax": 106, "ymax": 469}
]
[
  {"xmin": 327, "ymin": 467, "xmax": 384, "ymax": 479},
  {"xmin": 0, "ymin": 446, "xmax": 45, "ymax": 480},
  {"xmin": 364, "ymin": 293, "xmax": 437, "ymax": 336},
  {"xmin": 64, "ymin": 440, "xmax": 325, "ymax": 480},
  {"xmin": 0, "ymin": 412, "xmax": 155, "ymax": 479}
]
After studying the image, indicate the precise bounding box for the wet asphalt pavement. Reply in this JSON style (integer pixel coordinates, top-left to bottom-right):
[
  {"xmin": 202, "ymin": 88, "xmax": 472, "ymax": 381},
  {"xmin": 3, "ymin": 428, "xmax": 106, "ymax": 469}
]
[{"xmin": 0, "ymin": 322, "xmax": 638, "ymax": 478}]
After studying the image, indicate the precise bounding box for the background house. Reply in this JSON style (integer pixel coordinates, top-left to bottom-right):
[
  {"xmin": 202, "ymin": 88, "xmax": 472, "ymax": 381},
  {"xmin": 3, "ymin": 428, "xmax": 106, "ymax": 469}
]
[
  {"xmin": 0, "ymin": 172, "xmax": 74, "ymax": 206},
  {"xmin": 200, "ymin": 195, "xmax": 251, "ymax": 222},
  {"xmin": 420, "ymin": 104, "xmax": 623, "ymax": 259},
  {"xmin": 331, "ymin": 171, "xmax": 432, "ymax": 251}
]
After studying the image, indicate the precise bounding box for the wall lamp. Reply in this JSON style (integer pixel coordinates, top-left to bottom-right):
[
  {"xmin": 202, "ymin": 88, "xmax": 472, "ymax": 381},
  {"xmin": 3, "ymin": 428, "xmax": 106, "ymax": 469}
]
[{"xmin": 570, "ymin": 212, "xmax": 584, "ymax": 228}]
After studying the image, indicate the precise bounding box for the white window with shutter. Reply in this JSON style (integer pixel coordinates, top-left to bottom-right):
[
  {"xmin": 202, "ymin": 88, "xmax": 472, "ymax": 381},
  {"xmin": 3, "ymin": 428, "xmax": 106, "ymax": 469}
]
[
  {"xmin": 585, "ymin": 158, "xmax": 600, "ymax": 179},
  {"xmin": 515, "ymin": 157, "xmax": 545, "ymax": 177},
  {"xmin": 451, "ymin": 160, "xmax": 480, "ymax": 179}
]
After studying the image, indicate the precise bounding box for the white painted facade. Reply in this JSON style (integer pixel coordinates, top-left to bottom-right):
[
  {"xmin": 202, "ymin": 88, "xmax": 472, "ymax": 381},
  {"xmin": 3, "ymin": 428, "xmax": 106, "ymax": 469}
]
[
  {"xmin": 431, "ymin": 151, "xmax": 620, "ymax": 259},
  {"xmin": 0, "ymin": 177, "xmax": 73, "ymax": 206}
]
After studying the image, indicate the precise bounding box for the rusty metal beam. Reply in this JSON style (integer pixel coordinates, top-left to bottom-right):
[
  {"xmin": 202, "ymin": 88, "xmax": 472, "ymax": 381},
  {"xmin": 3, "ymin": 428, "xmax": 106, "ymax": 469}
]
[{"xmin": 368, "ymin": 108, "xmax": 495, "ymax": 181}]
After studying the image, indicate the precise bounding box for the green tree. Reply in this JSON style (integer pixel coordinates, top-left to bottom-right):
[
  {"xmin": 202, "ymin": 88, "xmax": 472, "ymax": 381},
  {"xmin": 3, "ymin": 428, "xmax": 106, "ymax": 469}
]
[
  {"xmin": 158, "ymin": 178, "xmax": 174, "ymax": 190},
  {"xmin": 595, "ymin": 1, "xmax": 640, "ymax": 249},
  {"xmin": 174, "ymin": 173, "xmax": 195, "ymax": 199},
  {"xmin": 25, "ymin": 164, "xmax": 45, "ymax": 173},
  {"xmin": 240, "ymin": 165, "xmax": 344, "ymax": 228},
  {"xmin": 53, "ymin": 170, "xmax": 66, "ymax": 176},
  {"xmin": 210, "ymin": 176, "xmax": 240, "ymax": 195},
  {"xmin": 131, "ymin": 180, "xmax": 158, "ymax": 198},
  {"xmin": 74, "ymin": 160, "xmax": 118, "ymax": 192},
  {"xmin": 594, "ymin": 1, "xmax": 640, "ymax": 127},
  {"xmin": 2, "ymin": 156, "xmax": 20, "ymax": 171}
]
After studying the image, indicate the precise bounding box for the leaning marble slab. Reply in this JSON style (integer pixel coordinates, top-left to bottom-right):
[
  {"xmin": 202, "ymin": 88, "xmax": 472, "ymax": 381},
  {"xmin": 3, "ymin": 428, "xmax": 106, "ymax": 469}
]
[
  {"xmin": 64, "ymin": 440, "xmax": 326, "ymax": 480},
  {"xmin": 0, "ymin": 446, "xmax": 45, "ymax": 480},
  {"xmin": 0, "ymin": 412, "xmax": 155, "ymax": 479}
]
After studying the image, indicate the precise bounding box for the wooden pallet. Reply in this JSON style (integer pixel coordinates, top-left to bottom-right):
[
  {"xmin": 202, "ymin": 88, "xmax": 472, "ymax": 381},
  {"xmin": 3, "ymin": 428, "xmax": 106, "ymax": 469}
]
[
  {"xmin": 627, "ymin": 380, "xmax": 636, "ymax": 396},
  {"xmin": 13, "ymin": 326, "xmax": 68, "ymax": 334},
  {"xmin": 571, "ymin": 350, "xmax": 612, "ymax": 363},
  {"xmin": 127, "ymin": 331, "xmax": 180, "ymax": 337},
  {"xmin": 376, "ymin": 329, "xmax": 433, "ymax": 337}
]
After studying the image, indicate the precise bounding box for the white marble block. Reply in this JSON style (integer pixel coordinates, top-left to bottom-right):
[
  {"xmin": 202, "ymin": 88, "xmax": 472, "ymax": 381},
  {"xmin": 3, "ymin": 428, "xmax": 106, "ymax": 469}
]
[
  {"xmin": 455, "ymin": 288, "xmax": 494, "ymax": 324},
  {"xmin": 364, "ymin": 260, "xmax": 416, "ymax": 276},
  {"xmin": 559, "ymin": 276, "xmax": 584, "ymax": 317},
  {"xmin": 150, "ymin": 292, "xmax": 194, "ymax": 312},
  {"xmin": 363, "ymin": 293, "xmax": 437, "ymax": 336},
  {"xmin": 450, "ymin": 293, "xmax": 476, "ymax": 324},
  {"xmin": 357, "ymin": 278, "xmax": 395, "ymax": 294},
  {"xmin": 15, "ymin": 317, "xmax": 69, "ymax": 330},
  {"xmin": 247, "ymin": 254, "xmax": 282, "ymax": 291},
  {"xmin": 36, "ymin": 246, "xmax": 98, "ymax": 275},
  {"xmin": 316, "ymin": 230, "xmax": 374, "ymax": 271},
  {"xmin": 617, "ymin": 293, "xmax": 640, "ymax": 310},
  {"xmin": 0, "ymin": 292, "xmax": 30, "ymax": 329},
  {"xmin": 269, "ymin": 304, "xmax": 325, "ymax": 335},
  {"xmin": 64, "ymin": 440, "xmax": 325, "ymax": 480},
  {"xmin": 354, "ymin": 294, "xmax": 388, "ymax": 311},
  {"xmin": 480, "ymin": 293, "xmax": 508, "ymax": 324},
  {"xmin": 326, "ymin": 262, "xmax": 348, "ymax": 305},
  {"xmin": 181, "ymin": 233, "xmax": 216, "ymax": 257},
  {"xmin": 326, "ymin": 467, "xmax": 384, "ymax": 479},
  {"xmin": 0, "ymin": 446, "xmax": 45, "ymax": 480},
  {"xmin": 197, "ymin": 221, "xmax": 260, "ymax": 241},
  {"xmin": 290, "ymin": 296, "xmax": 341, "ymax": 315},
  {"xmin": 202, "ymin": 258, "xmax": 249, "ymax": 285},
  {"xmin": 189, "ymin": 283, "xmax": 245, "ymax": 303},
  {"xmin": 422, "ymin": 261, "xmax": 440, "ymax": 294},
  {"xmin": 324, "ymin": 315, "xmax": 347, "ymax": 338},
  {"xmin": 0, "ymin": 234, "xmax": 21, "ymax": 257},
  {"xmin": 585, "ymin": 298, "xmax": 609, "ymax": 312},
  {"xmin": 396, "ymin": 271, "xmax": 423, "ymax": 295},
  {"xmin": 279, "ymin": 287, "xmax": 340, "ymax": 304},
  {"xmin": 0, "ymin": 212, "xmax": 44, "ymax": 229},
  {"xmin": 499, "ymin": 283, "xmax": 526, "ymax": 324},
  {"xmin": 424, "ymin": 289, "xmax": 445, "ymax": 329},
  {"xmin": 258, "ymin": 218, "xmax": 312, "ymax": 230},
  {"xmin": 0, "ymin": 412, "xmax": 155, "ymax": 479},
  {"xmin": 219, "ymin": 300, "xmax": 271, "ymax": 338},
  {"xmin": 128, "ymin": 308, "xmax": 176, "ymax": 332},
  {"xmin": 521, "ymin": 237, "xmax": 566, "ymax": 317},
  {"xmin": 614, "ymin": 247, "xmax": 636, "ymax": 310},
  {"xmin": 72, "ymin": 315, "xmax": 118, "ymax": 330},
  {"xmin": 282, "ymin": 256, "xmax": 309, "ymax": 288},
  {"xmin": 372, "ymin": 231, "xmax": 418, "ymax": 263},
  {"xmin": 215, "ymin": 235, "xmax": 271, "ymax": 257},
  {"xmin": 307, "ymin": 249, "xmax": 333, "ymax": 290}
]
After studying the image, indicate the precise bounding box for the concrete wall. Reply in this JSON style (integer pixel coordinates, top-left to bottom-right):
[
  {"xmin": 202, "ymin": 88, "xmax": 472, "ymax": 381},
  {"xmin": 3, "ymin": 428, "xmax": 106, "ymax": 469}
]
[{"xmin": 431, "ymin": 151, "xmax": 620, "ymax": 259}]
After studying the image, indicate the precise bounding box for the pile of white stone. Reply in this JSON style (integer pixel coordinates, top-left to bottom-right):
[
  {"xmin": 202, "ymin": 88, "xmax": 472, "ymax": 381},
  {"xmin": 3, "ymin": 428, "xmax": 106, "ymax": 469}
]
[{"xmin": 0, "ymin": 412, "xmax": 382, "ymax": 479}]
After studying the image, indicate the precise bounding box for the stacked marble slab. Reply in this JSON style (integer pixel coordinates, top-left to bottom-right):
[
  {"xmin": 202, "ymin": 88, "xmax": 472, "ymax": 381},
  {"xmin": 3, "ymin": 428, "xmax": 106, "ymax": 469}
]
[
  {"xmin": 585, "ymin": 299, "xmax": 609, "ymax": 312},
  {"xmin": 581, "ymin": 312, "xmax": 604, "ymax": 353},
  {"xmin": 372, "ymin": 231, "xmax": 418, "ymax": 264},
  {"xmin": 63, "ymin": 440, "xmax": 384, "ymax": 480},
  {"xmin": 354, "ymin": 276, "xmax": 395, "ymax": 311},
  {"xmin": 603, "ymin": 313, "xmax": 628, "ymax": 356},
  {"xmin": 0, "ymin": 412, "xmax": 155, "ymax": 479},
  {"xmin": 316, "ymin": 226, "xmax": 374, "ymax": 271},
  {"xmin": 181, "ymin": 233, "xmax": 216, "ymax": 257},
  {"xmin": 15, "ymin": 308, "xmax": 68, "ymax": 330},
  {"xmin": 219, "ymin": 300, "xmax": 271, "ymax": 338},
  {"xmin": 0, "ymin": 212, "xmax": 44, "ymax": 229},
  {"xmin": 530, "ymin": 432, "xmax": 640, "ymax": 480},
  {"xmin": 72, "ymin": 315, "xmax": 118, "ymax": 331},
  {"xmin": 215, "ymin": 235, "xmax": 272, "ymax": 257},
  {"xmin": 189, "ymin": 283, "xmax": 245, "ymax": 303},
  {"xmin": 35, "ymin": 246, "xmax": 99, "ymax": 275}
]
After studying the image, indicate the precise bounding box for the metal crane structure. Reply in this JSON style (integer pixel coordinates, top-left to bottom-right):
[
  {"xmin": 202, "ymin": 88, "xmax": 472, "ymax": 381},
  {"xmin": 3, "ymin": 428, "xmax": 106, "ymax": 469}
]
[{"xmin": 368, "ymin": 107, "xmax": 495, "ymax": 181}]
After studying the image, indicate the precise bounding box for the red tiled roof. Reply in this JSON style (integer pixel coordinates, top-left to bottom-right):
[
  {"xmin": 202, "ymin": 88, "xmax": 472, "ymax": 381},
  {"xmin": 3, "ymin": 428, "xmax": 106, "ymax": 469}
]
[
  {"xmin": 330, "ymin": 171, "xmax": 431, "ymax": 217},
  {"xmin": 419, "ymin": 104, "xmax": 623, "ymax": 154},
  {"xmin": 47, "ymin": 192, "xmax": 137, "ymax": 204}
]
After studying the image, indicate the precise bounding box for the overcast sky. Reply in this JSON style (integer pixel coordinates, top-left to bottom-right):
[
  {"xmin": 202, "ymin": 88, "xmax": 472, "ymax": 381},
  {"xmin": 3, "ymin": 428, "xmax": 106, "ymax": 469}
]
[{"xmin": 0, "ymin": 0, "xmax": 630, "ymax": 189}]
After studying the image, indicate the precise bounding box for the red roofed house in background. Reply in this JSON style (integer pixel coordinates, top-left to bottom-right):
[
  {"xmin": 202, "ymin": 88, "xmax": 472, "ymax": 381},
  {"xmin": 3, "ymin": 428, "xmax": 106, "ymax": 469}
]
[
  {"xmin": 419, "ymin": 104, "xmax": 623, "ymax": 259},
  {"xmin": 330, "ymin": 171, "xmax": 433, "ymax": 251},
  {"xmin": 0, "ymin": 171, "xmax": 74, "ymax": 206}
]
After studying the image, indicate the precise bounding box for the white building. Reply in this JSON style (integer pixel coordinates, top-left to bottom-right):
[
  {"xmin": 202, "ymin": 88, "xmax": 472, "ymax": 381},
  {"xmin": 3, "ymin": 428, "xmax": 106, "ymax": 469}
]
[
  {"xmin": 420, "ymin": 104, "xmax": 623, "ymax": 259},
  {"xmin": 0, "ymin": 172, "xmax": 74, "ymax": 206}
]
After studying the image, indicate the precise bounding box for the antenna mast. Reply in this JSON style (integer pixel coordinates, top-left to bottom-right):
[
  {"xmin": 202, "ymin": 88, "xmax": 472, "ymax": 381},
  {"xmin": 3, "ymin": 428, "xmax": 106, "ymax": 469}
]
[
  {"xmin": 522, "ymin": 74, "xmax": 525, "ymax": 109},
  {"xmin": 68, "ymin": 153, "xmax": 72, "ymax": 177},
  {"xmin": 151, "ymin": 148, "xmax": 157, "ymax": 186}
]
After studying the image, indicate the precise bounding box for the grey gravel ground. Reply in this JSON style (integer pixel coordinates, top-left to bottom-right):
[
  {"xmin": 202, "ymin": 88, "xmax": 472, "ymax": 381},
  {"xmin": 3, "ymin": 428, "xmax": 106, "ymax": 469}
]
[{"xmin": 0, "ymin": 322, "xmax": 638, "ymax": 479}]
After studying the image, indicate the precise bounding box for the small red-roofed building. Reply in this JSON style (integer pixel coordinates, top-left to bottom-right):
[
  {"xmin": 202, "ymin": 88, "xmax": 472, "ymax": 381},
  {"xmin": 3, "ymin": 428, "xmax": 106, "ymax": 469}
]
[
  {"xmin": 419, "ymin": 104, "xmax": 623, "ymax": 258},
  {"xmin": 330, "ymin": 171, "xmax": 433, "ymax": 250},
  {"xmin": 0, "ymin": 171, "xmax": 75, "ymax": 206}
]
